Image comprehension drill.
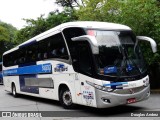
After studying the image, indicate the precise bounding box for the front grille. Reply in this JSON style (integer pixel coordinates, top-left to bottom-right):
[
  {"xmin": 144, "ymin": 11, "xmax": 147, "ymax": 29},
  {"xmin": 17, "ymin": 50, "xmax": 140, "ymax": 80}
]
[{"xmin": 113, "ymin": 86, "xmax": 145, "ymax": 94}]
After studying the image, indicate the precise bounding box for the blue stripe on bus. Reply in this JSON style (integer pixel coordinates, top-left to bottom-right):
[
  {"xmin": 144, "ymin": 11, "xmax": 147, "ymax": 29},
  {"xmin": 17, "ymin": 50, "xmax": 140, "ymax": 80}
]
[
  {"xmin": 103, "ymin": 82, "xmax": 128, "ymax": 89},
  {"xmin": 103, "ymin": 82, "xmax": 128, "ymax": 87},
  {"xmin": 3, "ymin": 63, "xmax": 52, "ymax": 76}
]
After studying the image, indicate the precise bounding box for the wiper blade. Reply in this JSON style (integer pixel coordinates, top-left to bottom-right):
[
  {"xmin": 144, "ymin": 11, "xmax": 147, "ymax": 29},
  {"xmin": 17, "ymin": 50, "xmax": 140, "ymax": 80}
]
[{"xmin": 120, "ymin": 46, "xmax": 142, "ymax": 75}]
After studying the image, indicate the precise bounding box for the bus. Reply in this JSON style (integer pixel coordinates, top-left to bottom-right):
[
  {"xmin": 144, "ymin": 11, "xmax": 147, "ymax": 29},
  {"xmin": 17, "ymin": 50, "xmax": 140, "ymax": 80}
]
[
  {"xmin": 0, "ymin": 62, "xmax": 3, "ymax": 84},
  {"xmin": 2, "ymin": 21, "xmax": 157, "ymax": 109}
]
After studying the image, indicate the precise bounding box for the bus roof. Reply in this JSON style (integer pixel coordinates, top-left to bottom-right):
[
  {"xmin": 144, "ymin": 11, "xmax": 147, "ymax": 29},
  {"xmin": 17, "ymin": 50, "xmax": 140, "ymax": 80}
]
[{"xmin": 3, "ymin": 21, "xmax": 131, "ymax": 55}]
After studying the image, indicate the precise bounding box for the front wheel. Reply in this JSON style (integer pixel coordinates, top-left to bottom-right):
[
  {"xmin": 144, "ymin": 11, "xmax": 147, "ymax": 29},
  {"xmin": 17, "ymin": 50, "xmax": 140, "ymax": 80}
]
[{"xmin": 59, "ymin": 88, "xmax": 74, "ymax": 109}]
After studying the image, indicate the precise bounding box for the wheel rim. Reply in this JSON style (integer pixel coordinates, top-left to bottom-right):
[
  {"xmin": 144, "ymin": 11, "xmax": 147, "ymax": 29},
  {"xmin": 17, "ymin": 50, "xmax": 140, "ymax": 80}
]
[{"xmin": 62, "ymin": 91, "xmax": 72, "ymax": 106}]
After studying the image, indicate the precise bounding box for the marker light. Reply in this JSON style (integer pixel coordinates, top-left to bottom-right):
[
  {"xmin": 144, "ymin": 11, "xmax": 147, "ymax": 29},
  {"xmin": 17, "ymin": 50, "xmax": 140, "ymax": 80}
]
[
  {"xmin": 143, "ymin": 77, "xmax": 149, "ymax": 87},
  {"xmin": 87, "ymin": 30, "xmax": 95, "ymax": 36}
]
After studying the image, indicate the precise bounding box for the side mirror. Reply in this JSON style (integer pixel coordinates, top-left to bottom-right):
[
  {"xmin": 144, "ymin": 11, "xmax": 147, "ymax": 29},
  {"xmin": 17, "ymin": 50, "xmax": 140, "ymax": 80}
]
[
  {"xmin": 136, "ymin": 36, "xmax": 157, "ymax": 53},
  {"xmin": 71, "ymin": 35, "xmax": 99, "ymax": 54}
]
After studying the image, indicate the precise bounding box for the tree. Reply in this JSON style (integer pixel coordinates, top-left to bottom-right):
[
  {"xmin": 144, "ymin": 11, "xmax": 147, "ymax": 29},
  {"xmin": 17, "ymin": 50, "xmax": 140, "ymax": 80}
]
[
  {"xmin": 0, "ymin": 21, "xmax": 17, "ymax": 61},
  {"xmin": 76, "ymin": 0, "xmax": 160, "ymax": 64},
  {"xmin": 55, "ymin": 0, "xmax": 83, "ymax": 9},
  {"xmin": 46, "ymin": 10, "xmax": 76, "ymax": 29},
  {"xmin": 15, "ymin": 9, "xmax": 76, "ymax": 44}
]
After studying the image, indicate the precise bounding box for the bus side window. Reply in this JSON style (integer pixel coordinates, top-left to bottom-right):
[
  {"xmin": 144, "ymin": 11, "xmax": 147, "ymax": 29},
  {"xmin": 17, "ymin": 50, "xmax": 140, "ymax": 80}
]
[
  {"xmin": 44, "ymin": 52, "xmax": 48, "ymax": 59},
  {"xmin": 0, "ymin": 64, "xmax": 2, "ymax": 71},
  {"xmin": 20, "ymin": 57, "xmax": 25, "ymax": 64},
  {"xmin": 77, "ymin": 42, "xmax": 93, "ymax": 75},
  {"xmin": 37, "ymin": 53, "xmax": 42, "ymax": 60},
  {"xmin": 51, "ymin": 49, "xmax": 57, "ymax": 57},
  {"xmin": 47, "ymin": 33, "xmax": 69, "ymax": 60},
  {"xmin": 6, "ymin": 54, "xmax": 13, "ymax": 67},
  {"xmin": 12, "ymin": 51, "xmax": 19, "ymax": 65},
  {"xmin": 38, "ymin": 40, "xmax": 48, "ymax": 60},
  {"xmin": 62, "ymin": 27, "xmax": 87, "ymax": 72}
]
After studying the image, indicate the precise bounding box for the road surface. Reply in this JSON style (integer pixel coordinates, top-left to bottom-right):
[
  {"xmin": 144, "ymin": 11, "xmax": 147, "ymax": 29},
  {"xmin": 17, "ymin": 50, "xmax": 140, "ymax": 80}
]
[{"xmin": 0, "ymin": 85, "xmax": 159, "ymax": 120}]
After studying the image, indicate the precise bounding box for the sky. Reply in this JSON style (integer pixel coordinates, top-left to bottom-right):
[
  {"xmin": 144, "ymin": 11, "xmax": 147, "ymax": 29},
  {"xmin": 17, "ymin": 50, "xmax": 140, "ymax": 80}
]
[{"xmin": 0, "ymin": 0, "xmax": 61, "ymax": 29}]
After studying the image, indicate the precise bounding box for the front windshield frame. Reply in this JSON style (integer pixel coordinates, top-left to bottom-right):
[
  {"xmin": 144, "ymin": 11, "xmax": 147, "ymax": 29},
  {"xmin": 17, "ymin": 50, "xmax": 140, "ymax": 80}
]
[{"xmin": 86, "ymin": 29, "xmax": 147, "ymax": 80}]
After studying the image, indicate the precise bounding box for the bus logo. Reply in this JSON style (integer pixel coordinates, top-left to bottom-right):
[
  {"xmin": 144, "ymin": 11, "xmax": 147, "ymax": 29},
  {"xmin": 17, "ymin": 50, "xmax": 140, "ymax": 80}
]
[
  {"xmin": 54, "ymin": 64, "xmax": 68, "ymax": 72},
  {"xmin": 42, "ymin": 64, "xmax": 52, "ymax": 72}
]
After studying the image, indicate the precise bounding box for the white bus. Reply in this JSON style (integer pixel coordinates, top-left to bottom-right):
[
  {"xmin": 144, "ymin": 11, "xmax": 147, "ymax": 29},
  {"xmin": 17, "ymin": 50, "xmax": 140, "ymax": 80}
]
[{"xmin": 3, "ymin": 21, "xmax": 157, "ymax": 109}]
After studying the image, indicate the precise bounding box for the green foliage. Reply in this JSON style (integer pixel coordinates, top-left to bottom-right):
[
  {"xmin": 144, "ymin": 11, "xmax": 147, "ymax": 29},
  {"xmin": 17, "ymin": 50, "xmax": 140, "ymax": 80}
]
[
  {"xmin": 0, "ymin": 21, "xmax": 17, "ymax": 61},
  {"xmin": 46, "ymin": 10, "xmax": 75, "ymax": 29},
  {"xmin": 15, "ymin": 10, "xmax": 76, "ymax": 44},
  {"xmin": 14, "ymin": 15, "xmax": 48, "ymax": 43},
  {"xmin": 76, "ymin": 0, "xmax": 160, "ymax": 64},
  {"xmin": 55, "ymin": 0, "xmax": 82, "ymax": 9},
  {"xmin": 13, "ymin": 0, "xmax": 160, "ymax": 65},
  {"xmin": 0, "ymin": 26, "xmax": 9, "ymax": 42}
]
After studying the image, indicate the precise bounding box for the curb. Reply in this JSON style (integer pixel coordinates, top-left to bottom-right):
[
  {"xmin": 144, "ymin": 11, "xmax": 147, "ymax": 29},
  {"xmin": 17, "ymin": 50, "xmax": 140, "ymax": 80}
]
[{"xmin": 150, "ymin": 89, "xmax": 160, "ymax": 94}]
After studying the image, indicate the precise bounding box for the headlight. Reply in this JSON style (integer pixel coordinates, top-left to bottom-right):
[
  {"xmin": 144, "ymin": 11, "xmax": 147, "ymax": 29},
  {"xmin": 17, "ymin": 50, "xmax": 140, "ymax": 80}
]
[{"xmin": 86, "ymin": 81, "xmax": 114, "ymax": 92}]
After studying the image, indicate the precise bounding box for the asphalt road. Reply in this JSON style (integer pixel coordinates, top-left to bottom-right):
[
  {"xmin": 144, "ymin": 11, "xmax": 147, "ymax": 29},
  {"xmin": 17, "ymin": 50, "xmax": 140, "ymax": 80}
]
[{"xmin": 0, "ymin": 85, "xmax": 159, "ymax": 120}]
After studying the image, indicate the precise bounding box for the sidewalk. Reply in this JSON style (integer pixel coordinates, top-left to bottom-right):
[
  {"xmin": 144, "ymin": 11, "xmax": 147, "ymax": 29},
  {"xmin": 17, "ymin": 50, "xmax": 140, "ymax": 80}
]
[{"xmin": 151, "ymin": 89, "xmax": 160, "ymax": 94}]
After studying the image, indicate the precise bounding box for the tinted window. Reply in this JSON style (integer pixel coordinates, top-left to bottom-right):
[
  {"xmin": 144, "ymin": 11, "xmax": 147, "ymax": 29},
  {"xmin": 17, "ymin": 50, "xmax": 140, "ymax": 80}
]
[
  {"xmin": 63, "ymin": 27, "xmax": 86, "ymax": 66},
  {"xmin": 18, "ymin": 48, "xmax": 27, "ymax": 64},
  {"xmin": 76, "ymin": 42, "xmax": 93, "ymax": 75},
  {"xmin": 47, "ymin": 33, "xmax": 68, "ymax": 60},
  {"xmin": 3, "ymin": 33, "xmax": 69, "ymax": 67},
  {"xmin": 63, "ymin": 27, "xmax": 93, "ymax": 75},
  {"xmin": 38, "ymin": 40, "xmax": 48, "ymax": 60},
  {"xmin": 0, "ymin": 64, "xmax": 2, "ymax": 71}
]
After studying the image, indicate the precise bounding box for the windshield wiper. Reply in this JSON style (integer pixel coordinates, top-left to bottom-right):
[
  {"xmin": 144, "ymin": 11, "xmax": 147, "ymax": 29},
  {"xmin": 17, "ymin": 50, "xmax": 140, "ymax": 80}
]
[{"xmin": 121, "ymin": 45, "xmax": 142, "ymax": 74}]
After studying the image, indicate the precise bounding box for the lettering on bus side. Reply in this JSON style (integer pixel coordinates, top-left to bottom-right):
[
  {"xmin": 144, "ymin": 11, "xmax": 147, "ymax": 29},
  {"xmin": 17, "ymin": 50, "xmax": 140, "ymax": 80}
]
[
  {"xmin": 83, "ymin": 91, "xmax": 94, "ymax": 99},
  {"xmin": 83, "ymin": 91, "xmax": 94, "ymax": 106},
  {"xmin": 42, "ymin": 64, "xmax": 52, "ymax": 73},
  {"xmin": 54, "ymin": 63, "xmax": 68, "ymax": 72}
]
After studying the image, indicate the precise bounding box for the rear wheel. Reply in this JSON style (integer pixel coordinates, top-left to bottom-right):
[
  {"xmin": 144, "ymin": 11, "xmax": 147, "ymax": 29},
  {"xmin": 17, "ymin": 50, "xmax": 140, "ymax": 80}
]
[
  {"xmin": 12, "ymin": 84, "xmax": 18, "ymax": 97},
  {"xmin": 59, "ymin": 87, "xmax": 74, "ymax": 109}
]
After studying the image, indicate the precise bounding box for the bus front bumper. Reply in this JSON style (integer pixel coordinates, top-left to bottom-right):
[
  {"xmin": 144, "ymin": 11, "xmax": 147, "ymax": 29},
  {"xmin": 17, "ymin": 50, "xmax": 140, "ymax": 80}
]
[{"xmin": 95, "ymin": 85, "xmax": 150, "ymax": 108}]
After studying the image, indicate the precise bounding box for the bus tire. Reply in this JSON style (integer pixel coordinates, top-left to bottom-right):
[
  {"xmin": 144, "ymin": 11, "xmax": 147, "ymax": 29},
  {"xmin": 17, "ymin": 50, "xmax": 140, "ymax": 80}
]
[
  {"xmin": 59, "ymin": 87, "xmax": 74, "ymax": 109},
  {"xmin": 12, "ymin": 83, "xmax": 18, "ymax": 97}
]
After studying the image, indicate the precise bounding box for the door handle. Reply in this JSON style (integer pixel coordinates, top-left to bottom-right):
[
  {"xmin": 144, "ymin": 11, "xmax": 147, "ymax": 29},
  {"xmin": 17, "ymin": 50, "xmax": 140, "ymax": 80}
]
[{"xmin": 75, "ymin": 74, "xmax": 79, "ymax": 80}]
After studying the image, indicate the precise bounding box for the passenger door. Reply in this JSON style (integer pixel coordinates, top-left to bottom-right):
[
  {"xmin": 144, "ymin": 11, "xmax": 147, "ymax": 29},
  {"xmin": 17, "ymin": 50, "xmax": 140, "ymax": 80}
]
[{"xmin": 73, "ymin": 41, "xmax": 95, "ymax": 106}]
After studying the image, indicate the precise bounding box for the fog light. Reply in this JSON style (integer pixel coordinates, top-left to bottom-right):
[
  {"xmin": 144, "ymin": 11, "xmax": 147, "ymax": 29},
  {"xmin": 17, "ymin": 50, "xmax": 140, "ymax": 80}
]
[{"xmin": 101, "ymin": 97, "xmax": 111, "ymax": 103}]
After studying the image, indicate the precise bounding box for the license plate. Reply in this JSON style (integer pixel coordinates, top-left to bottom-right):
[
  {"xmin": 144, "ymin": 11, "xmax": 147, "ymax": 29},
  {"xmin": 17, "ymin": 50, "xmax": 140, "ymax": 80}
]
[{"xmin": 127, "ymin": 98, "xmax": 136, "ymax": 104}]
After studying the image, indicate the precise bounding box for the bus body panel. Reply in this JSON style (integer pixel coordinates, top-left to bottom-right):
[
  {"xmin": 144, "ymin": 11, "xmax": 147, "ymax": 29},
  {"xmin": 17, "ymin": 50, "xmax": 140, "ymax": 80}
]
[
  {"xmin": 3, "ymin": 64, "xmax": 19, "ymax": 92},
  {"xmin": 3, "ymin": 60, "xmax": 83, "ymax": 105},
  {"xmin": 95, "ymin": 75, "xmax": 150, "ymax": 108},
  {"xmin": 76, "ymin": 73, "xmax": 97, "ymax": 107},
  {"xmin": 95, "ymin": 85, "xmax": 150, "ymax": 108}
]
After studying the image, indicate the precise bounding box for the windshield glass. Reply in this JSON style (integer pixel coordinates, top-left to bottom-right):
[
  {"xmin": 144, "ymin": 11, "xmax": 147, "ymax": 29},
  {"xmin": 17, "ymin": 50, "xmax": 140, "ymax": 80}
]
[{"xmin": 91, "ymin": 30, "xmax": 147, "ymax": 77}]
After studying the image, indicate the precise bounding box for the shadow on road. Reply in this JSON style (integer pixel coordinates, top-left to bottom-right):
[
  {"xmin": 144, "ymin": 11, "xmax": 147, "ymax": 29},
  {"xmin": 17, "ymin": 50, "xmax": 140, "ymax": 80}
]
[
  {"xmin": 6, "ymin": 93, "xmax": 144, "ymax": 117},
  {"xmin": 77, "ymin": 105, "xmax": 143, "ymax": 117}
]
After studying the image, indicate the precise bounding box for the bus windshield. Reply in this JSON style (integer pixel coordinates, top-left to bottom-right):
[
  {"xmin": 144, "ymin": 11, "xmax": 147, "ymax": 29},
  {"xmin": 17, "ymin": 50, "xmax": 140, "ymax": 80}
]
[{"xmin": 92, "ymin": 30, "xmax": 147, "ymax": 77}]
